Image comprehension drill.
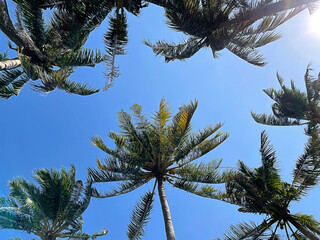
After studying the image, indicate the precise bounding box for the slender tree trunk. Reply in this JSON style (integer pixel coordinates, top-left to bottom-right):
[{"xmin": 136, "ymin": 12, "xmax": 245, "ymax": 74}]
[
  {"xmin": 157, "ymin": 179, "xmax": 176, "ymax": 240},
  {"xmin": 228, "ymin": 0, "xmax": 318, "ymax": 26},
  {"xmin": 0, "ymin": 58, "xmax": 21, "ymax": 70},
  {"xmin": 287, "ymin": 215, "xmax": 320, "ymax": 240}
]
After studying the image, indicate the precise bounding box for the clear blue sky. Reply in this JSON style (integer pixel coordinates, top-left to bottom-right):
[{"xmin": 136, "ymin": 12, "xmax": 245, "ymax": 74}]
[{"xmin": 1, "ymin": 2, "xmax": 320, "ymax": 239}]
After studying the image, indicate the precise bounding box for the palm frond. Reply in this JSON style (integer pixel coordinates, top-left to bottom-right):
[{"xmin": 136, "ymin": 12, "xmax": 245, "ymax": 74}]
[
  {"xmin": 88, "ymin": 167, "xmax": 140, "ymax": 183},
  {"xmin": 292, "ymin": 133, "xmax": 320, "ymax": 195},
  {"xmin": 177, "ymin": 131, "xmax": 228, "ymax": 165},
  {"xmin": 144, "ymin": 37, "xmax": 206, "ymax": 62},
  {"xmin": 104, "ymin": 12, "xmax": 128, "ymax": 90},
  {"xmin": 56, "ymin": 48, "xmax": 104, "ymax": 68},
  {"xmin": 0, "ymin": 74, "xmax": 29, "ymax": 99},
  {"xmin": 0, "ymin": 68, "xmax": 24, "ymax": 88},
  {"xmin": 226, "ymin": 42, "xmax": 266, "ymax": 66},
  {"xmin": 127, "ymin": 191, "xmax": 154, "ymax": 240},
  {"xmin": 31, "ymin": 68, "xmax": 99, "ymax": 95},
  {"xmin": 173, "ymin": 122, "xmax": 225, "ymax": 162},
  {"xmin": 91, "ymin": 179, "xmax": 147, "ymax": 198},
  {"xmin": 47, "ymin": 0, "xmax": 112, "ymax": 50},
  {"xmin": 216, "ymin": 220, "xmax": 275, "ymax": 240},
  {"xmin": 169, "ymin": 179, "xmax": 221, "ymax": 199},
  {"xmin": 57, "ymin": 78, "xmax": 99, "ymax": 95},
  {"xmin": 292, "ymin": 213, "xmax": 320, "ymax": 235},
  {"xmin": 14, "ymin": 0, "xmax": 45, "ymax": 47},
  {"xmin": 169, "ymin": 99, "xmax": 198, "ymax": 150},
  {"xmin": 251, "ymin": 112, "xmax": 302, "ymax": 126},
  {"xmin": 174, "ymin": 159, "xmax": 225, "ymax": 184}
]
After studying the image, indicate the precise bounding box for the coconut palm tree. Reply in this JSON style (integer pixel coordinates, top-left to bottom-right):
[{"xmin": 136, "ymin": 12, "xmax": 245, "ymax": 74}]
[
  {"xmin": 252, "ymin": 66, "xmax": 320, "ymax": 135},
  {"xmin": 0, "ymin": 0, "xmax": 112, "ymax": 98},
  {"xmin": 0, "ymin": 166, "xmax": 108, "ymax": 240},
  {"xmin": 88, "ymin": 99, "xmax": 229, "ymax": 240},
  {"xmin": 217, "ymin": 131, "xmax": 320, "ymax": 240},
  {"xmin": 145, "ymin": 0, "xmax": 319, "ymax": 66}
]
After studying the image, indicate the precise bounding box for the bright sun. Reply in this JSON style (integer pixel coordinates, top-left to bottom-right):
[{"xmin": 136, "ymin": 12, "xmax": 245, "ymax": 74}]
[{"xmin": 309, "ymin": 9, "xmax": 320, "ymax": 36}]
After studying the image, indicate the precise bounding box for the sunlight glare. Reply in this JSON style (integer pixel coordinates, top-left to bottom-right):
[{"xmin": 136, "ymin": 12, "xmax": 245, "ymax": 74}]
[{"xmin": 309, "ymin": 9, "xmax": 320, "ymax": 37}]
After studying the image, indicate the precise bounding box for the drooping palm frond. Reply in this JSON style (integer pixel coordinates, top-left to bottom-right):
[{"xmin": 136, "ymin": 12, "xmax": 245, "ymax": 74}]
[
  {"xmin": 31, "ymin": 68, "xmax": 99, "ymax": 95},
  {"xmin": 104, "ymin": 11, "xmax": 128, "ymax": 90},
  {"xmin": 127, "ymin": 190, "xmax": 154, "ymax": 240},
  {"xmin": 292, "ymin": 133, "xmax": 320, "ymax": 196},
  {"xmin": 0, "ymin": 73, "xmax": 29, "ymax": 99}
]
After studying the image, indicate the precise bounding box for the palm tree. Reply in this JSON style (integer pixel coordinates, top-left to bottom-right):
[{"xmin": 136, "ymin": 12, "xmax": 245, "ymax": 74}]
[
  {"xmin": 217, "ymin": 131, "xmax": 320, "ymax": 240},
  {"xmin": 145, "ymin": 0, "xmax": 318, "ymax": 66},
  {"xmin": 0, "ymin": 166, "xmax": 108, "ymax": 240},
  {"xmin": 252, "ymin": 65, "xmax": 320, "ymax": 135},
  {"xmin": 0, "ymin": 0, "xmax": 111, "ymax": 98},
  {"xmin": 88, "ymin": 99, "xmax": 229, "ymax": 240}
]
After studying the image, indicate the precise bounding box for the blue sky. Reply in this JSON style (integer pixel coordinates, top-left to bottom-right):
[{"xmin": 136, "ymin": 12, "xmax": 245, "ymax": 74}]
[{"xmin": 1, "ymin": 2, "xmax": 320, "ymax": 239}]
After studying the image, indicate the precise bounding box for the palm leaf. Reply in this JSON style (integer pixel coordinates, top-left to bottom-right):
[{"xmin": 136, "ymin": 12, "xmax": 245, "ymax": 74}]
[
  {"xmin": 293, "ymin": 213, "xmax": 320, "ymax": 235},
  {"xmin": 226, "ymin": 42, "xmax": 266, "ymax": 66},
  {"xmin": 56, "ymin": 48, "xmax": 104, "ymax": 68},
  {"xmin": 127, "ymin": 191, "xmax": 154, "ymax": 240},
  {"xmin": 144, "ymin": 37, "xmax": 206, "ymax": 62},
  {"xmin": 14, "ymin": 0, "xmax": 45, "ymax": 47},
  {"xmin": 174, "ymin": 159, "xmax": 225, "ymax": 184},
  {"xmin": 104, "ymin": 12, "xmax": 128, "ymax": 90},
  {"xmin": 216, "ymin": 220, "xmax": 275, "ymax": 240},
  {"xmin": 0, "ymin": 74, "xmax": 29, "ymax": 99},
  {"xmin": 251, "ymin": 112, "xmax": 301, "ymax": 126},
  {"xmin": 169, "ymin": 179, "xmax": 221, "ymax": 199},
  {"xmin": 91, "ymin": 179, "xmax": 147, "ymax": 198},
  {"xmin": 173, "ymin": 123, "xmax": 225, "ymax": 162},
  {"xmin": 291, "ymin": 133, "xmax": 320, "ymax": 195}
]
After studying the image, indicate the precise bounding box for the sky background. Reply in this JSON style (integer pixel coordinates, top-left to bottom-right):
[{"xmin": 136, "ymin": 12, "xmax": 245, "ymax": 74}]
[{"xmin": 1, "ymin": 1, "xmax": 320, "ymax": 239}]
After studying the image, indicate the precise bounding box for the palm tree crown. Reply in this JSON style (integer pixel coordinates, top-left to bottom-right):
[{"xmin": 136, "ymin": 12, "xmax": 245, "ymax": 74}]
[
  {"xmin": 218, "ymin": 131, "xmax": 320, "ymax": 240},
  {"xmin": 0, "ymin": 166, "xmax": 107, "ymax": 240},
  {"xmin": 0, "ymin": 0, "xmax": 112, "ymax": 98},
  {"xmin": 145, "ymin": 0, "xmax": 312, "ymax": 66},
  {"xmin": 252, "ymin": 66, "xmax": 320, "ymax": 135},
  {"xmin": 88, "ymin": 99, "xmax": 229, "ymax": 240}
]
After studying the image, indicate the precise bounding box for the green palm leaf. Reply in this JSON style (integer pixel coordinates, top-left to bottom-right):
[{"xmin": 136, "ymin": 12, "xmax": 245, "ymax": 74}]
[
  {"xmin": 216, "ymin": 220, "xmax": 275, "ymax": 240},
  {"xmin": 127, "ymin": 190, "xmax": 154, "ymax": 240}
]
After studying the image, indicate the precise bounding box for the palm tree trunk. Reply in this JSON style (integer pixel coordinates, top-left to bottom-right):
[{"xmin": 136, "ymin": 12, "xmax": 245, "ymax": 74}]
[
  {"xmin": 158, "ymin": 179, "xmax": 176, "ymax": 240},
  {"xmin": 0, "ymin": 59, "xmax": 21, "ymax": 70},
  {"xmin": 227, "ymin": 0, "xmax": 318, "ymax": 26},
  {"xmin": 287, "ymin": 215, "xmax": 320, "ymax": 240}
]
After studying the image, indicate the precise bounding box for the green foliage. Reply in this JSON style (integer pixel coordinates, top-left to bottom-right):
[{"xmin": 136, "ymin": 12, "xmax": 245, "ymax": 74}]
[
  {"xmin": 218, "ymin": 131, "xmax": 320, "ymax": 239},
  {"xmin": 89, "ymin": 99, "xmax": 228, "ymax": 237},
  {"xmin": 0, "ymin": 166, "xmax": 105, "ymax": 239},
  {"xmin": 104, "ymin": 12, "xmax": 128, "ymax": 90},
  {"xmin": 252, "ymin": 66, "xmax": 320, "ymax": 135},
  {"xmin": 0, "ymin": 1, "xmax": 104, "ymax": 98},
  {"xmin": 146, "ymin": 0, "xmax": 303, "ymax": 66},
  {"xmin": 127, "ymin": 191, "xmax": 154, "ymax": 240}
]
